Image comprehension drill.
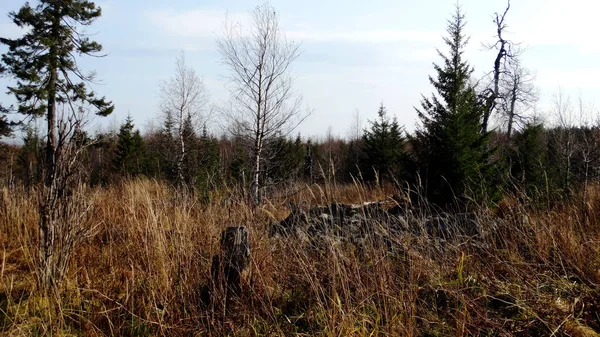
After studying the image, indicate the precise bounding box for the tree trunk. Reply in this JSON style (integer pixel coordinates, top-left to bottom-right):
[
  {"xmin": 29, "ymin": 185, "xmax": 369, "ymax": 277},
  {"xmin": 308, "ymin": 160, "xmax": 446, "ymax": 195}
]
[
  {"xmin": 39, "ymin": 16, "xmax": 59, "ymax": 291},
  {"xmin": 507, "ymin": 84, "xmax": 517, "ymax": 137},
  {"xmin": 483, "ymin": 41, "xmax": 505, "ymax": 134},
  {"xmin": 251, "ymin": 136, "xmax": 262, "ymax": 208},
  {"xmin": 210, "ymin": 226, "xmax": 250, "ymax": 304},
  {"xmin": 177, "ymin": 108, "xmax": 186, "ymax": 189},
  {"xmin": 251, "ymin": 66, "xmax": 264, "ymax": 208}
]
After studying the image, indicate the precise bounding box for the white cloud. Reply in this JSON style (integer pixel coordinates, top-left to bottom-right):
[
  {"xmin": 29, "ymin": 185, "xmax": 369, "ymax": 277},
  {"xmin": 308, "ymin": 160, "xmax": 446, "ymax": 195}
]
[
  {"xmin": 510, "ymin": 0, "xmax": 599, "ymax": 54},
  {"xmin": 146, "ymin": 7, "xmax": 441, "ymax": 47},
  {"xmin": 146, "ymin": 9, "xmax": 250, "ymax": 39},
  {"xmin": 286, "ymin": 29, "xmax": 441, "ymax": 44},
  {"xmin": 538, "ymin": 68, "xmax": 600, "ymax": 90}
]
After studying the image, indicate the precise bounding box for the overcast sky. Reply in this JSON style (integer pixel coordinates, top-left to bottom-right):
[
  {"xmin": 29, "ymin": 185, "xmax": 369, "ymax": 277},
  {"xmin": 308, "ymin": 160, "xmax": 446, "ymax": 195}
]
[{"xmin": 0, "ymin": 0, "xmax": 598, "ymax": 140}]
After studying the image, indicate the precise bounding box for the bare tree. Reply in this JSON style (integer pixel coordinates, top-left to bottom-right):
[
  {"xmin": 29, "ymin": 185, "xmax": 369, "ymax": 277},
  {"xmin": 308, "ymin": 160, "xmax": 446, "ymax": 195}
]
[
  {"xmin": 552, "ymin": 88, "xmax": 576, "ymax": 191},
  {"xmin": 574, "ymin": 96, "xmax": 600, "ymax": 201},
  {"xmin": 501, "ymin": 58, "xmax": 538, "ymax": 137},
  {"xmin": 481, "ymin": 0, "xmax": 514, "ymax": 134},
  {"xmin": 37, "ymin": 106, "xmax": 98, "ymax": 290},
  {"xmin": 346, "ymin": 109, "xmax": 362, "ymax": 142},
  {"xmin": 159, "ymin": 51, "xmax": 208, "ymax": 189},
  {"xmin": 217, "ymin": 2, "xmax": 307, "ymax": 207}
]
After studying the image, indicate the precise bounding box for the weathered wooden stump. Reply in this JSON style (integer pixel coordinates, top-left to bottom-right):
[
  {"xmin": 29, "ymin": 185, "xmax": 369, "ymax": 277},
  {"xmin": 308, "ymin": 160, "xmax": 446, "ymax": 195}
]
[{"xmin": 210, "ymin": 226, "xmax": 250, "ymax": 301}]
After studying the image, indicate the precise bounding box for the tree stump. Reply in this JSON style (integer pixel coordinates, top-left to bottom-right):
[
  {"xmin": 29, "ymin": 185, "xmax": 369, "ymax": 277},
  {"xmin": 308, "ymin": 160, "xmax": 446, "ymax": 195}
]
[{"xmin": 210, "ymin": 226, "xmax": 250, "ymax": 301}]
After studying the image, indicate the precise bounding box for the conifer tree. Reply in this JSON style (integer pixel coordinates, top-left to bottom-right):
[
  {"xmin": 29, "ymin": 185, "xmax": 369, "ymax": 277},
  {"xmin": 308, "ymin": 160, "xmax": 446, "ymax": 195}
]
[
  {"xmin": 0, "ymin": 0, "xmax": 113, "ymax": 289},
  {"xmin": 196, "ymin": 125, "xmax": 221, "ymax": 198},
  {"xmin": 159, "ymin": 110, "xmax": 178, "ymax": 181},
  {"xmin": 17, "ymin": 124, "xmax": 43, "ymax": 189},
  {"xmin": 414, "ymin": 6, "xmax": 492, "ymax": 206},
  {"xmin": 362, "ymin": 103, "xmax": 406, "ymax": 183},
  {"xmin": 0, "ymin": 105, "xmax": 12, "ymax": 138},
  {"xmin": 1, "ymin": 0, "xmax": 114, "ymax": 175},
  {"xmin": 0, "ymin": 65, "xmax": 13, "ymax": 138},
  {"xmin": 181, "ymin": 113, "xmax": 199, "ymax": 188},
  {"xmin": 113, "ymin": 115, "xmax": 145, "ymax": 177},
  {"xmin": 510, "ymin": 122, "xmax": 547, "ymax": 198}
]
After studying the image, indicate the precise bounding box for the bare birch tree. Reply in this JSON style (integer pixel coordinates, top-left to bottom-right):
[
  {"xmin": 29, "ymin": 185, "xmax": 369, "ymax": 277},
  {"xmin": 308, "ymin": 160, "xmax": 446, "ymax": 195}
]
[
  {"xmin": 217, "ymin": 2, "xmax": 306, "ymax": 207},
  {"xmin": 501, "ymin": 58, "xmax": 538, "ymax": 137},
  {"xmin": 159, "ymin": 51, "xmax": 208, "ymax": 189},
  {"xmin": 346, "ymin": 109, "xmax": 362, "ymax": 142},
  {"xmin": 552, "ymin": 88, "xmax": 576, "ymax": 191}
]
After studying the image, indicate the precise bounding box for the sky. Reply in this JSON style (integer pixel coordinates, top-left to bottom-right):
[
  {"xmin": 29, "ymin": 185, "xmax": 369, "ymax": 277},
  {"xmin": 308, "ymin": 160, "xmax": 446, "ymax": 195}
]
[{"xmin": 0, "ymin": 0, "xmax": 599, "ymax": 140}]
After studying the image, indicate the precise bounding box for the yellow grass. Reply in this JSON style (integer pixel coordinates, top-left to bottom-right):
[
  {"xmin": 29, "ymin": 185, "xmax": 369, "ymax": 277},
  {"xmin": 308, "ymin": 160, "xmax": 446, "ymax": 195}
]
[{"xmin": 1, "ymin": 179, "xmax": 600, "ymax": 336}]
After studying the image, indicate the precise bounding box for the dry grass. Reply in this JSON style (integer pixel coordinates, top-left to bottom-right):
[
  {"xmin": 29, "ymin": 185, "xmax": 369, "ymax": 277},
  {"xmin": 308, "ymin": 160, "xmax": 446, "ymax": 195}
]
[{"xmin": 1, "ymin": 179, "xmax": 600, "ymax": 336}]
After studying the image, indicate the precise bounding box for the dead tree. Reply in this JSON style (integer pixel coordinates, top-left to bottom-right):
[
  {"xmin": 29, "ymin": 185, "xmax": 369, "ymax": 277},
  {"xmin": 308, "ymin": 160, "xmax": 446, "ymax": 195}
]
[
  {"xmin": 159, "ymin": 51, "xmax": 208, "ymax": 190},
  {"xmin": 210, "ymin": 226, "xmax": 250, "ymax": 303},
  {"xmin": 217, "ymin": 2, "xmax": 307, "ymax": 207},
  {"xmin": 482, "ymin": 1, "xmax": 513, "ymax": 134},
  {"xmin": 552, "ymin": 89, "xmax": 576, "ymax": 192},
  {"xmin": 501, "ymin": 58, "xmax": 538, "ymax": 137},
  {"xmin": 38, "ymin": 108, "xmax": 98, "ymax": 291}
]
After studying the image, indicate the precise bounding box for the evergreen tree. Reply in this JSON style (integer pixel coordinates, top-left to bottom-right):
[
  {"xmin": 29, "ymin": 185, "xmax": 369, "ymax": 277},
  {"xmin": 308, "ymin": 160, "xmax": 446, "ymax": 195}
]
[
  {"xmin": 510, "ymin": 123, "xmax": 547, "ymax": 198},
  {"xmin": 0, "ymin": 105, "xmax": 12, "ymax": 138},
  {"xmin": 181, "ymin": 113, "xmax": 198, "ymax": 188},
  {"xmin": 266, "ymin": 134, "xmax": 306, "ymax": 183},
  {"xmin": 1, "ymin": 0, "xmax": 114, "ymax": 179},
  {"xmin": 159, "ymin": 110, "xmax": 178, "ymax": 182},
  {"xmin": 89, "ymin": 131, "xmax": 116, "ymax": 186},
  {"xmin": 113, "ymin": 115, "xmax": 145, "ymax": 177},
  {"xmin": 196, "ymin": 126, "xmax": 221, "ymax": 201},
  {"xmin": 0, "ymin": 65, "xmax": 12, "ymax": 138},
  {"xmin": 17, "ymin": 124, "xmax": 43, "ymax": 189},
  {"xmin": 414, "ymin": 6, "xmax": 493, "ymax": 207},
  {"xmin": 1, "ymin": 0, "xmax": 113, "ymax": 288},
  {"xmin": 362, "ymin": 103, "xmax": 406, "ymax": 183}
]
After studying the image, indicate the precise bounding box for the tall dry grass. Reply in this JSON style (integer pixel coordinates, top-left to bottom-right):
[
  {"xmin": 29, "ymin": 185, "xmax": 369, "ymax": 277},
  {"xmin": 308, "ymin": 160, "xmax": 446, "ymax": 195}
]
[{"xmin": 1, "ymin": 179, "xmax": 600, "ymax": 336}]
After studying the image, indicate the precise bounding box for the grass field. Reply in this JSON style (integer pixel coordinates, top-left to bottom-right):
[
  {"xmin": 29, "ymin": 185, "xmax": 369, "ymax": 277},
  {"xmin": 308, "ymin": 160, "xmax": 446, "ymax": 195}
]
[{"xmin": 1, "ymin": 179, "xmax": 600, "ymax": 336}]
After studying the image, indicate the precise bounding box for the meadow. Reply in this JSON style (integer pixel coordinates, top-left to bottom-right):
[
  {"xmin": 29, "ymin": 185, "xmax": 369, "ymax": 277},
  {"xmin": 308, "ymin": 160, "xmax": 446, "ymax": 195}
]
[{"xmin": 1, "ymin": 179, "xmax": 599, "ymax": 336}]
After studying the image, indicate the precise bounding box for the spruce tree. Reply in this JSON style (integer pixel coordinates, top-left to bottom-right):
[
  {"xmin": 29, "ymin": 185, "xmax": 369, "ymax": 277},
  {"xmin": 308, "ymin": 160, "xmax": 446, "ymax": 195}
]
[
  {"xmin": 160, "ymin": 110, "xmax": 178, "ymax": 182},
  {"xmin": 510, "ymin": 122, "xmax": 547, "ymax": 198},
  {"xmin": 181, "ymin": 113, "xmax": 198, "ymax": 188},
  {"xmin": 362, "ymin": 103, "xmax": 406, "ymax": 183},
  {"xmin": 414, "ymin": 6, "xmax": 491, "ymax": 207},
  {"xmin": 1, "ymin": 0, "xmax": 114, "ymax": 177},
  {"xmin": 113, "ymin": 115, "xmax": 145, "ymax": 177},
  {"xmin": 17, "ymin": 124, "xmax": 43, "ymax": 189},
  {"xmin": 0, "ymin": 105, "xmax": 12, "ymax": 138},
  {"xmin": 0, "ymin": 65, "xmax": 12, "ymax": 138},
  {"xmin": 196, "ymin": 126, "xmax": 220, "ymax": 200},
  {"xmin": 1, "ymin": 0, "xmax": 113, "ymax": 289}
]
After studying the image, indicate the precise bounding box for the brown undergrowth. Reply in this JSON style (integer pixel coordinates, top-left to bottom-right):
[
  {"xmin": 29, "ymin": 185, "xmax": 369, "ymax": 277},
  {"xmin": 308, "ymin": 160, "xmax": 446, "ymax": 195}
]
[{"xmin": 1, "ymin": 179, "xmax": 600, "ymax": 336}]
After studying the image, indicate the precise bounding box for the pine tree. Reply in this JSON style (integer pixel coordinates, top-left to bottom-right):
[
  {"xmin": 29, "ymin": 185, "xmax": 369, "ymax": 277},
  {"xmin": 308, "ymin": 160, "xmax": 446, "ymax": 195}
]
[
  {"xmin": 17, "ymin": 124, "xmax": 43, "ymax": 189},
  {"xmin": 113, "ymin": 115, "xmax": 145, "ymax": 177},
  {"xmin": 510, "ymin": 122, "xmax": 547, "ymax": 198},
  {"xmin": 181, "ymin": 113, "xmax": 198, "ymax": 188},
  {"xmin": 414, "ymin": 6, "xmax": 492, "ymax": 207},
  {"xmin": 362, "ymin": 103, "xmax": 406, "ymax": 183},
  {"xmin": 0, "ymin": 65, "xmax": 12, "ymax": 138},
  {"xmin": 196, "ymin": 125, "xmax": 221, "ymax": 196},
  {"xmin": 1, "ymin": 0, "xmax": 113, "ymax": 288},
  {"xmin": 0, "ymin": 105, "xmax": 12, "ymax": 138},
  {"xmin": 159, "ymin": 110, "xmax": 178, "ymax": 182},
  {"xmin": 1, "ymin": 0, "xmax": 114, "ymax": 177}
]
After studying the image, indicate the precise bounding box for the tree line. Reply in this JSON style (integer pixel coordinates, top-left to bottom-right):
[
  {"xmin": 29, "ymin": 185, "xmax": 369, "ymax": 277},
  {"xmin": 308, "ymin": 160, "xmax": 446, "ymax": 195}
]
[{"xmin": 2, "ymin": 95, "xmax": 599, "ymax": 206}]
